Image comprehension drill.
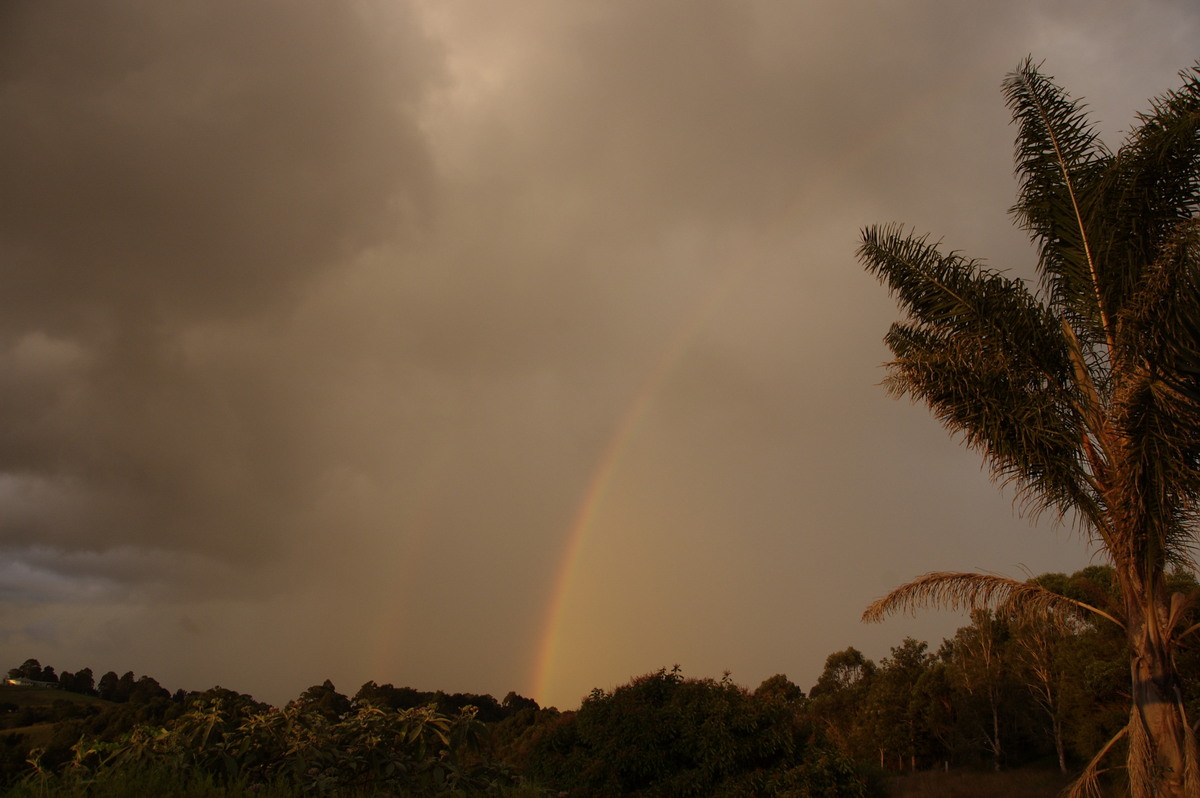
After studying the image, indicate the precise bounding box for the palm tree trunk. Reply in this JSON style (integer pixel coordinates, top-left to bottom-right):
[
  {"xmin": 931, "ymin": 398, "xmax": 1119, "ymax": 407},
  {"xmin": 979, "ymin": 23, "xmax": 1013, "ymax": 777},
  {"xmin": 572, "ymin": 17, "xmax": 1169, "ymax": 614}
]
[{"xmin": 1126, "ymin": 600, "xmax": 1193, "ymax": 798}]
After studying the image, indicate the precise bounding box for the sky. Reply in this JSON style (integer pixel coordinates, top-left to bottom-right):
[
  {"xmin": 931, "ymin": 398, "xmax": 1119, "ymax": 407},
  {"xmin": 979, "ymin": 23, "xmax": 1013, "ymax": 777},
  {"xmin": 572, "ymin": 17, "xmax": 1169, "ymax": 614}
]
[{"xmin": 1, "ymin": 0, "xmax": 1198, "ymax": 710}]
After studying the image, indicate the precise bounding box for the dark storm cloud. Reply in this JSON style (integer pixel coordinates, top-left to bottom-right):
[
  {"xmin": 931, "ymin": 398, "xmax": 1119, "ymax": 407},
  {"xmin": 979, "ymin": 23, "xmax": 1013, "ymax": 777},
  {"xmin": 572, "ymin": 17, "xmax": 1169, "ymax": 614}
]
[
  {"xmin": 0, "ymin": 0, "xmax": 442, "ymax": 568},
  {"xmin": 1, "ymin": 0, "xmax": 438, "ymax": 328}
]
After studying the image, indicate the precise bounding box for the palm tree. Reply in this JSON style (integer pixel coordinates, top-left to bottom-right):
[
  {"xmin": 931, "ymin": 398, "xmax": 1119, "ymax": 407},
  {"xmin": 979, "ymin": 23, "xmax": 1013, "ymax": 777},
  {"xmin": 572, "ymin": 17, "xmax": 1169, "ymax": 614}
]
[{"xmin": 858, "ymin": 58, "xmax": 1200, "ymax": 798}]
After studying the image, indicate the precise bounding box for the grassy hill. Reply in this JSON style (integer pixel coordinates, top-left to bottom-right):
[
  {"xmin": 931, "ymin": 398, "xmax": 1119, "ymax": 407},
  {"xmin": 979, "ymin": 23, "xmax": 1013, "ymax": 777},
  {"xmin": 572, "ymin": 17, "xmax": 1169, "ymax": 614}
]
[
  {"xmin": 0, "ymin": 685, "xmax": 112, "ymax": 751},
  {"xmin": 0, "ymin": 685, "xmax": 108, "ymax": 710}
]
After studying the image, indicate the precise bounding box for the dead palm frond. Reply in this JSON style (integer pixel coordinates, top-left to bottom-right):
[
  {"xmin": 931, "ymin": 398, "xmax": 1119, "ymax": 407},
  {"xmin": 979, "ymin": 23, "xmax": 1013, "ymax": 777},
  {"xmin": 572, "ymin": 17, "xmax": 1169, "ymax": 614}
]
[
  {"xmin": 1064, "ymin": 725, "xmax": 1126, "ymax": 798},
  {"xmin": 861, "ymin": 571, "xmax": 1123, "ymax": 628}
]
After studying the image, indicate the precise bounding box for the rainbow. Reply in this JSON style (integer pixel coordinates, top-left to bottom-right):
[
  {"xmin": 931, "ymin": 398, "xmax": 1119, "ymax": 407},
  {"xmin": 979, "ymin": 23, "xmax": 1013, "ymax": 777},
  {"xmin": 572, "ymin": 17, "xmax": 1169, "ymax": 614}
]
[
  {"xmin": 530, "ymin": 263, "xmax": 741, "ymax": 704},
  {"xmin": 527, "ymin": 69, "xmax": 982, "ymax": 707}
]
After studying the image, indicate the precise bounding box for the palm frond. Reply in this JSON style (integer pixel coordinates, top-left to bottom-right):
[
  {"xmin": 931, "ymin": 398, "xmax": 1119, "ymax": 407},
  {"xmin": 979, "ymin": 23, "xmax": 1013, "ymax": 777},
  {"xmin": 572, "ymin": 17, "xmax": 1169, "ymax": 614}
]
[
  {"xmin": 1129, "ymin": 709, "xmax": 1155, "ymax": 798},
  {"xmin": 862, "ymin": 571, "xmax": 1122, "ymax": 627},
  {"xmin": 1110, "ymin": 221, "xmax": 1200, "ymax": 569},
  {"xmin": 1185, "ymin": 711, "xmax": 1200, "ymax": 797},
  {"xmin": 1110, "ymin": 370, "xmax": 1200, "ymax": 571},
  {"xmin": 1065, "ymin": 725, "xmax": 1127, "ymax": 798},
  {"xmin": 1119, "ymin": 218, "xmax": 1200, "ymax": 406},
  {"xmin": 1004, "ymin": 57, "xmax": 1113, "ymax": 351},
  {"xmin": 859, "ymin": 224, "xmax": 1054, "ymax": 343},
  {"xmin": 1091, "ymin": 64, "xmax": 1200, "ymax": 312},
  {"xmin": 884, "ymin": 321, "xmax": 1106, "ymax": 528},
  {"xmin": 859, "ymin": 224, "xmax": 1107, "ymax": 528}
]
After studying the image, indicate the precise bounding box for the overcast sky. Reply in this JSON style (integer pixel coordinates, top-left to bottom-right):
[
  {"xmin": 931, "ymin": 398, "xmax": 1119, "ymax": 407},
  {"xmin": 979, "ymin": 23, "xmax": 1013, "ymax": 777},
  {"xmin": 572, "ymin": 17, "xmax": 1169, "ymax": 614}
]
[{"xmin": 2, "ymin": 0, "xmax": 1198, "ymax": 709}]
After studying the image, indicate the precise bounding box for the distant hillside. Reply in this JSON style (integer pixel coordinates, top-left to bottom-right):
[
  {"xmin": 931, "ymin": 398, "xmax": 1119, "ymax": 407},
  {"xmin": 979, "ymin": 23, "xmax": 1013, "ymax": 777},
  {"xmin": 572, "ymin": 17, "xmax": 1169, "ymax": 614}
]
[{"xmin": 0, "ymin": 685, "xmax": 110, "ymax": 709}]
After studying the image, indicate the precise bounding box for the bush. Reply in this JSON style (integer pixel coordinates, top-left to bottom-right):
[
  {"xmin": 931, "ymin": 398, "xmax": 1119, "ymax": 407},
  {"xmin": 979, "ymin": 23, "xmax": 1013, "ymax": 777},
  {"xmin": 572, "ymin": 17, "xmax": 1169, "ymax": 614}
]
[{"xmin": 528, "ymin": 667, "xmax": 882, "ymax": 796}]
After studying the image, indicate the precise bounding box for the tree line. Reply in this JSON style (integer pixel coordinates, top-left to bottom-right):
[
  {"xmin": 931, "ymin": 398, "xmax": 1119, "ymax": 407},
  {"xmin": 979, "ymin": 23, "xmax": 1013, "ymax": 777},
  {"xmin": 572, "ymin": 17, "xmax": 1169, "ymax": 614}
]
[
  {"xmin": 6, "ymin": 660, "xmax": 172, "ymax": 704},
  {"xmin": 810, "ymin": 567, "xmax": 1200, "ymax": 779},
  {"xmin": 3, "ymin": 564, "xmax": 1197, "ymax": 795},
  {"xmin": 0, "ymin": 664, "xmax": 547, "ymax": 795},
  {"xmin": 0, "ymin": 655, "xmax": 872, "ymax": 795}
]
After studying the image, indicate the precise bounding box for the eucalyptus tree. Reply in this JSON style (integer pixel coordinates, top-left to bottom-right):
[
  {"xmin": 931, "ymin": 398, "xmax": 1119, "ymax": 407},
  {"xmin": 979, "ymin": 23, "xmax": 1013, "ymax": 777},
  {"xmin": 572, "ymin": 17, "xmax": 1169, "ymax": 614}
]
[
  {"xmin": 859, "ymin": 59, "xmax": 1200, "ymax": 797},
  {"xmin": 1008, "ymin": 584, "xmax": 1076, "ymax": 774},
  {"xmin": 807, "ymin": 647, "xmax": 877, "ymax": 762},
  {"xmin": 942, "ymin": 611, "xmax": 1013, "ymax": 772}
]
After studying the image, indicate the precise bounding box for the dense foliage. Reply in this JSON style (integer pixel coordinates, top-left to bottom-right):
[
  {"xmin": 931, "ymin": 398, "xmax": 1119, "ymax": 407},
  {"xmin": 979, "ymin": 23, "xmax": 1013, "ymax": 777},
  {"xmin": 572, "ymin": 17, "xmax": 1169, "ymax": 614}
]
[
  {"xmin": 813, "ymin": 567, "xmax": 1200, "ymax": 789},
  {"xmin": 524, "ymin": 667, "xmax": 879, "ymax": 797}
]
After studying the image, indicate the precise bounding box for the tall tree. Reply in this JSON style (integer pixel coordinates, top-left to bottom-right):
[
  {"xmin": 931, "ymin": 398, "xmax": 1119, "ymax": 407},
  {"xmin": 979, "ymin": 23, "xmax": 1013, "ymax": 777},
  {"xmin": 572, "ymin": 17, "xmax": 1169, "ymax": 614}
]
[
  {"xmin": 863, "ymin": 638, "xmax": 935, "ymax": 772},
  {"xmin": 807, "ymin": 647, "xmax": 877, "ymax": 763},
  {"xmin": 7, "ymin": 659, "xmax": 42, "ymax": 681},
  {"xmin": 292, "ymin": 679, "xmax": 351, "ymax": 722},
  {"xmin": 858, "ymin": 58, "xmax": 1200, "ymax": 798},
  {"xmin": 940, "ymin": 611, "xmax": 1014, "ymax": 772},
  {"xmin": 1009, "ymin": 590, "xmax": 1075, "ymax": 774},
  {"xmin": 71, "ymin": 667, "xmax": 96, "ymax": 696}
]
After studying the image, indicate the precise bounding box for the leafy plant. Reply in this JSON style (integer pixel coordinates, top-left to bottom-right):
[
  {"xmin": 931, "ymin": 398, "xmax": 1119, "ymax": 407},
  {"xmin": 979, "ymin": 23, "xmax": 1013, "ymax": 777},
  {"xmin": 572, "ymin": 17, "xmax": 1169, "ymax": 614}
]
[{"xmin": 12, "ymin": 696, "xmax": 515, "ymax": 797}]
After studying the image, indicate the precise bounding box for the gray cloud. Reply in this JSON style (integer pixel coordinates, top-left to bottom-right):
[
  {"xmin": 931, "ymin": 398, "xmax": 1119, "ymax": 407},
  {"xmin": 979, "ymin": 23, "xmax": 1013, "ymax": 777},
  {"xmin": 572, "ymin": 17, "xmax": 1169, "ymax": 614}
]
[
  {"xmin": 1, "ymin": 1, "xmax": 438, "ymax": 325},
  {"xmin": 0, "ymin": 0, "xmax": 442, "ymax": 564}
]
